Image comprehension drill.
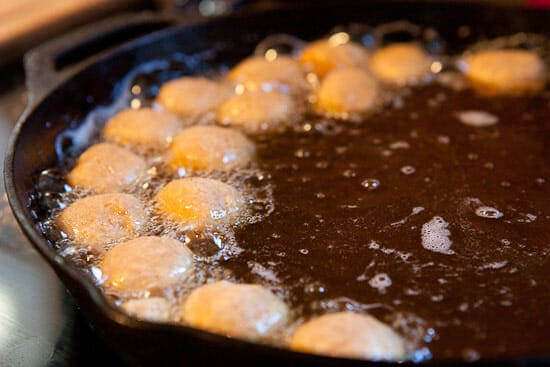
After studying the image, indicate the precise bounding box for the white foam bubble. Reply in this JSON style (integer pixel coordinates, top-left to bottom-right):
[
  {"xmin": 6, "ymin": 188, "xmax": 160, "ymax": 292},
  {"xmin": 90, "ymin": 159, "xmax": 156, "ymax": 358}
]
[
  {"xmin": 456, "ymin": 110, "xmax": 499, "ymax": 127},
  {"xmin": 480, "ymin": 261, "xmax": 508, "ymax": 270},
  {"xmin": 389, "ymin": 141, "xmax": 410, "ymax": 149},
  {"xmin": 368, "ymin": 241, "xmax": 380, "ymax": 250},
  {"xmin": 475, "ymin": 206, "xmax": 504, "ymax": 219},
  {"xmin": 421, "ymin": 216, "xmax": 454, "ymax": 255},
  {"xmin": 401, "ymin": 165, "xmax": 416, "ymax": 175},
  {"xmin": 248, "ymin": 261, "xmax": 281, "ymax": 284},
  {"xmin": 516, "ymin": 213, "xmax": 537, "ymax": 223},
  {"xmin": 391, "ymin": 206, "xmax": 424, "ymax": 227},
  {"xmin": 412, "ymin": 207, "xmax": 425, "ymax": 215},
  {"xmin": 368, "ymin": 273, "xmax": 392, "ymax": 293}
]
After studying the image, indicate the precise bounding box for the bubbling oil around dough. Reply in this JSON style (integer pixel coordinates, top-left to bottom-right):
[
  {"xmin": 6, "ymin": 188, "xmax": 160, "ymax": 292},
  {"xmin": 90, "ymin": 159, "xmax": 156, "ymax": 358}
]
[
  {"xmin": 33, "ymin": 23, "xmax": 550, "ymax": 362},
  {"xmin": 38, "ymin": 57, "xmax": 279, "ymax": 328}
]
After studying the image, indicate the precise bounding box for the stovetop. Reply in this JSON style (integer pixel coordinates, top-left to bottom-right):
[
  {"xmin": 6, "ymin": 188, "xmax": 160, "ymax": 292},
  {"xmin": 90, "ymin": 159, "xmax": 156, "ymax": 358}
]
[{"xmin": 0, "ymin": 66, "xmax": 125, "ymax": 366}]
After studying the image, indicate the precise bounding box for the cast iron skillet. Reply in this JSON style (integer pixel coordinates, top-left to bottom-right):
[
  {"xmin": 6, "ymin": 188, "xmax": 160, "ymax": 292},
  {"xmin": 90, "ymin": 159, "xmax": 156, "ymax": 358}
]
[{"xmin": 4, "ymin": 1, "xmax": 550, "ymax": 366}]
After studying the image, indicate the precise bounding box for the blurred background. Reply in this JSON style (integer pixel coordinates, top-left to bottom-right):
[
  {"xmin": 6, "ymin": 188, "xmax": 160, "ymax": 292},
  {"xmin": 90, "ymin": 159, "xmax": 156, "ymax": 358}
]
[{"xmin": 0, "ymin": 0, "xmax": 543, "ymax": 72}]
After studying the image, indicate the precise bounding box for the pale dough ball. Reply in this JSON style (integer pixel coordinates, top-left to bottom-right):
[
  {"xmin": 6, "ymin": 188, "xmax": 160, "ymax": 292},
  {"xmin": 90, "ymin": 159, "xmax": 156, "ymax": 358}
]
[
  {"xmin": 227, "ymin": 56, "xmax": 308, "ymax": 93},
  {"xmin": 169, "ymin": 125, "xmax": 255, "ymax": 171},
  {"xmin": 290, "ymin": 311, "xmax": 407, "ymax": 361},
  {"xmin": 464, "ymin": 49, "xmax": 546, "ymax": 96},
  {"xmin": 182, "ymin": 281, "xmax": 288, "ymax": 341},
  {"xmin": 316, "ymin": 67, "xmax": 379, "ymax": 115},
  {"xmin": 67, "ymin": 143, "xmax": 146, "ymax": 194},
  {"xmin": 103, "ymin": 107, "xmax": 182, "ymax": 149},
  {"xmin": 155, "ymin": 178, "xmax": 245, "ymax": 230},
  {"xmin": 156, "ymin": 77, "xmax": 233, "ymax": 117},
  {"xmin": 370, "ymin": 43, "xmax": 432, "ymax": 86},
  {"xmin": 217, "ymin": 90, "xmax": 296, "ymax": 134},
  {"xmin": 56, "ymin": 193, "xmax": 147, "ymax": 253},
  {"xmin": 101, "ymin": 236, "xmax": 194, "ymax": 293},
  {"xmin": 121, "ymin": 297, "xmax": 172, "ymax": 322},
  {"xmin": 300, "ymin": 40, "xmax": 369, "ymax": 77}
]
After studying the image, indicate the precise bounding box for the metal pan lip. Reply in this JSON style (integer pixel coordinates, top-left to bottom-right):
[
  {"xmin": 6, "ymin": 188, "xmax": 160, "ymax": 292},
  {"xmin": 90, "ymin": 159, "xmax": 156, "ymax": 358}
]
[{"xmin": 4, "ymin": 2, "xmax": 550, "ymax": 365}]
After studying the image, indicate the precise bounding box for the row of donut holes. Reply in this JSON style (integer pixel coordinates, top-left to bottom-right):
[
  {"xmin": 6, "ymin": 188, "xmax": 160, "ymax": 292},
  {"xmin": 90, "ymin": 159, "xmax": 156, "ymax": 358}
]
[{"xmin": 55, "ymin": 35, "xmax": 546, "ymax": 362}]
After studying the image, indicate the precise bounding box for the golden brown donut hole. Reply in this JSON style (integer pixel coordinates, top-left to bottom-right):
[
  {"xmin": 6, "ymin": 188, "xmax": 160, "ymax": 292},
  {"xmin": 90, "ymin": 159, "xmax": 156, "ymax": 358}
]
[
  {"xmin": 121, "ymin": 297, "xmax": 172, "ymax": 322},
  {"xmin": 290, "ymin": 311, "xmax": 407, "ymax": 361},
  {"xmin": 299, "ymin": 39, "xmax": 370, "ymax": 78},
  {"xmin": 168, "ymin": 125, "xmax": 255, "ymax": 172},
  {"xmin": 227, "ymin": 56, "xmax": 308, "ymax": 94},
  {"xmin": 56, "ymin": 193, "xmax": 147, "ymax": 253},
  {"xmin": 463, "ymin": 49, "xmax": 546, "ymax": 96},
  {"xmin": 316, "ymin": 67, "xmax": 380, "ymax": 116},
  {"xmin": 156, "ymin": 77, "xmax": 233, "ymax": 117},
  {"xmin": 370, "ymin": 43, "xmax": 432, "ymax": 86},
  {"xmin": 103, "ymin": 107, "xmax": 182, "ymax": 150},
  {"xmin": 217, "ymin": 90, "xmax": 297, "ymax": 134},
  {"xmin": 101, "ymin": 236, "xmax": 194, "ymax": 294},
  {"xmin": 182, "ymin": 281, "xmax": 288, "ymax": 341},
  {"xmin": 155, "ymin": 177, "xmax": 245, "ymax": 230},
  {"xmin": 67, "ymin": 143, "xmax": 146, "ymax": 194}
]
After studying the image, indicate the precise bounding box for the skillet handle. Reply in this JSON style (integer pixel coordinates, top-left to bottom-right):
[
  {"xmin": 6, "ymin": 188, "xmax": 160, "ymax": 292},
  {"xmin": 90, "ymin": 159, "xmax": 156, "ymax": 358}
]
[{"xmin": 23, "ymin": 12, "xmax": 180, "ymax": 107}]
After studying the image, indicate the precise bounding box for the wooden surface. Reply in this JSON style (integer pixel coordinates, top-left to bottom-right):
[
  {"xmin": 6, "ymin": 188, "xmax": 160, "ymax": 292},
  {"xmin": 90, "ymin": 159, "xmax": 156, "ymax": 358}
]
[{"xmin": 0, "ymin": 0, "xmax": 145, "ymax": 66}]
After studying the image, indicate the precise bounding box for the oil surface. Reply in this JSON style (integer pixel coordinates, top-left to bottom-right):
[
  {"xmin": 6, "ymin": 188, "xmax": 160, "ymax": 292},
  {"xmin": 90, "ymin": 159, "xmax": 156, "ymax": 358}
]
[
  {"xmin": 228, "ymin": 85, "xmax": 550, "ymax": 359},
  {"xmin": 32, "ymin": 26, "xmax": 550, "ymax": 361}
]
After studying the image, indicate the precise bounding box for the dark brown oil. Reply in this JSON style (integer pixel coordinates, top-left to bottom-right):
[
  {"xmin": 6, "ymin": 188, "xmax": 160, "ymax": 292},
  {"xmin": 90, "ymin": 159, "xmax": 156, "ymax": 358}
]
[{"xmin": 226, "ymin": 85, "xmax": 550, "ymax": 360}]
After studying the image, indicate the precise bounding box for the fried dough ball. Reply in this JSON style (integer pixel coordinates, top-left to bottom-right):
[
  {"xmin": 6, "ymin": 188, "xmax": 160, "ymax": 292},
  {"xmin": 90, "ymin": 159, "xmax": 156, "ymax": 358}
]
[
  {"xmin": 121, "ymin": 297, "xmax": 172, "ymax": 322},
  {"xmin": 67, "ymin": 143, "xmax": 146, "ymax": 194},
  {"xmin": 217, "ymin": 90, "xmax": 296, "ymax": 133},
  {"xmin": 316, "ymin": 67, "xmax": 379, "ymax": 115},
  {"xmin": 299, "ymin": 39, "xmax": 370, "ymax": 77},
  {"xmin": 101, "ymin": 236, "xmax": 194, "ymax": 293},
  {"xmin": 463, "ymin": 49, "xmax": 546, "ymax": 96},
  {"xmin": 169, "ymin": 125, "xmax": 255, "ymax": 172},
  {"xmin": 156, "ymin": 77, "xmax": 233, "ymax": 117},
  {"xmin": 370, "ymin": 43, "xmax": 432, "ymax": 86},
  {"xmin": 103, "ymin": 108, "xmax": 182, "ymax": 149},
  {"xmin": 290, "ymin": 312, "xmax": 407, "ymax": 361},
  {"xmin": 227, "ymin": 56, "xmax": 308, "ymax": 93},
  {"xmin": 182, "ymin": 281, "xmax": 288, "ymax": 341},
  {"xmin": 155, "ymin": 178, "xmax": 245, "ymax": 230},
  {"xmin": 56, "ymin": 193, "xmax": 147, "ymax": 253}
]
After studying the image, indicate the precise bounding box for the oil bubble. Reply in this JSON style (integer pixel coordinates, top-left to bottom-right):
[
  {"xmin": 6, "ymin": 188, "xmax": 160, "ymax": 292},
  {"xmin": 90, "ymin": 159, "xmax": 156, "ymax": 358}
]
[
  {"xmin": 401, "ymin": 165, "xmax": 416, "ymax": 175},
  {"xmin": 342, "ymin": 169, "xmax": 357, "ymax": 178},
  {"xmin": 315, "ymin": 160, "xmax": 329, "ymax": 169},
  {"xmin": 475, "ymin": 206, "xmax": 504, "ymax": 219},
  {"xmin": 368, "ymin": 273, "xmax": 392, "ymax": 293},
  {"xmin": 361, "ymin": 178, "xmax": 380, "ymax": 191},
  {"xmin": 294, "ymin": 148, "xmax": 311, "ymax": 158},
  {"xmin": 456, "ymin": 110, "xmax": 498, "ymax": 127}
]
